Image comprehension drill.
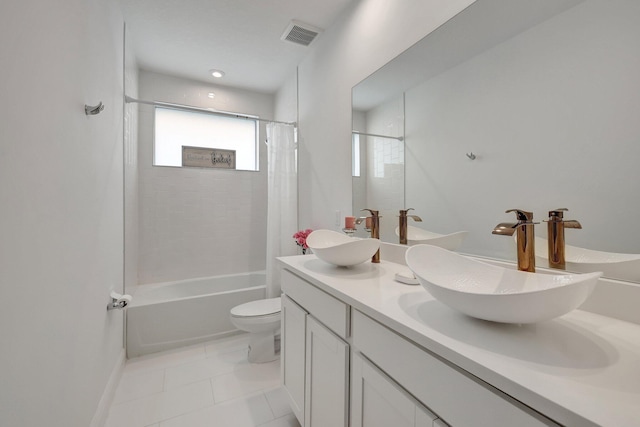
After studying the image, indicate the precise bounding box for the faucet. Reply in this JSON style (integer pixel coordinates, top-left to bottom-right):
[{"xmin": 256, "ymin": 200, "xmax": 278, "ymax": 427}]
[
  {"xmin": 398, "ymin": 208, "xmax": 422, "ymax": 245},
  {"xmin": 358, "ymin": 208, "xmax": 381, "ymax": 263},
  {"xmin": 492, "ymin": 209, "xmax": 537, "ymax": 272},
  {"xmin": 546, "ymin": 208, "xmax": 582, "ymax": 269}
]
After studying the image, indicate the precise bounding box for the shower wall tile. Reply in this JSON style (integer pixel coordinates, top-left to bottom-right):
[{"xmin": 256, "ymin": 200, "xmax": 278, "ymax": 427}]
[{"xmin": 137, "ymin": 71, "xmax": 274, "ymax": 284}]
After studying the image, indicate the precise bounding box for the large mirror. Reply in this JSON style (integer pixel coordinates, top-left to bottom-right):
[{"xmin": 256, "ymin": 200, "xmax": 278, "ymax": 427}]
[
  {"xmin": 352, "ymin": 0, "xmax": 640, "ymax": 282},
  {"xmin": 352, "ymin": 94, "xmax": 405, "ymax": 243}
]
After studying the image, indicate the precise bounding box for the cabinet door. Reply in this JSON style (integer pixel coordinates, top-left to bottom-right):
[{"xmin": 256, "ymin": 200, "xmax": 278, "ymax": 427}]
[
  {"xmin": 282, "ymin": 295, "xmax": 307, "ymax": 425},
  {"xmin": 351, "ymin": 352, "xmax": 438, "ymax": 427},
  {"xmin": 305, "ymin": 316, "xmax": 349, "ymax": 427}
]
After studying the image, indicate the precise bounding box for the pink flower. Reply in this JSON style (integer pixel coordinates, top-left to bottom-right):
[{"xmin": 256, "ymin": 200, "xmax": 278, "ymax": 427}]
[{"xmin": 293, "ymin": 229, "xmax": 313, "ymax": 250}]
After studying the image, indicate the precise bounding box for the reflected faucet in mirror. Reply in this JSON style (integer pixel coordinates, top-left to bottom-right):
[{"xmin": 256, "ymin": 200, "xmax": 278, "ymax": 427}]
[
  {"xmin": 359, "ymin": 209, "xmax": 381, "ymax": 263},
  {"xmin": 546, "ymin": 208, "xmax": 582, "ymax": 270},
  {"xmin": 493, "ymin": 209, "xmax": 537, "ymax": 272},
  {"xmin": 398, "ymin": 208, "xmax": 422, "ymax": 245}
]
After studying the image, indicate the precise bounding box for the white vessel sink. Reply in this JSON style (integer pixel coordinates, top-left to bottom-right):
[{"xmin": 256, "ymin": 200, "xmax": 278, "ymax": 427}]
[
  {"xmin": 406, "ymin": 244, "xmax": 602, "ymax": 324},
  {"xmin": 394, "ymin": 225, "xmax": 467, "ymax": 250},
  {"xmin": 306, "ymin": 229, "xmax": 380, "ymax": 267},
  {"xmin": 534, "ymin": 237, "xmax": 640, "ymax": 282}
]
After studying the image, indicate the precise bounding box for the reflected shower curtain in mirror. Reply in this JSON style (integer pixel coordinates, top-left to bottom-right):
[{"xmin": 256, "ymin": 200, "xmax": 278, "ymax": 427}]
[{"xmin": 266, "ymin": 122, "xmax": 297, "ymax": 298}]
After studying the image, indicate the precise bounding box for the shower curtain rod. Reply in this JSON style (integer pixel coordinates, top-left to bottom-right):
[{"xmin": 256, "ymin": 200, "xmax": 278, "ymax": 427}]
[
  {"xmin": 352, "ymin": 130, "xmax": 404, "ymax": 141},
  {"xmin": 125, "ymin": 96, "xmax": 297, "ymax": 127}
]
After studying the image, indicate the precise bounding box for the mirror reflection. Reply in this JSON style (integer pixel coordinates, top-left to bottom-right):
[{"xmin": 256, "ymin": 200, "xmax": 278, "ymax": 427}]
[
  {"xmin": 351, "ymin": 95, "xmax": 405, "ymax": 243},
  {"xmin": 352, "ymin": 0, "xmax": 640, "ymax": 282}
]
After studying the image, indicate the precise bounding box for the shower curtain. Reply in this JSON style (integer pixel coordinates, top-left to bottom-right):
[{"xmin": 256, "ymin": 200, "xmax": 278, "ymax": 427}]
[{"xmin": 265, "ymin": 122, "xmax": 298, "ymax": 298}]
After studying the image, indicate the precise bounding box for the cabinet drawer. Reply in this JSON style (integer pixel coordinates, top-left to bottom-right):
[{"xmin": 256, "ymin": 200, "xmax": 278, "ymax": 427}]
[
  {"xmin": 282, "ymin": 269, "xmax": 349, "ymax": 338},
  {"xmin": 352, "ymin": 310, "xmax": 558, "ymax": 427}
]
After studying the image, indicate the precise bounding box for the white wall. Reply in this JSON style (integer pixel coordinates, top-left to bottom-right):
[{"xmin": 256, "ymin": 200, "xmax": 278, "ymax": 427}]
[
  {"xmin": 274, "ymin": 70, "xmax": 298, "ymax": 125},
  {"xmin": 0, "ymin": 1, "xmax": 125, "ymax": 426},
  {"xmin": 137, "ymin": 71, "xmax": 274, "ymax": 284},
  {"xmin": 296, "ymin": 0, "xmax": 475, "ymax": 231},
  {"xmin": 405, "ymin": 0, "xmax": 640, "ymax": 261}
]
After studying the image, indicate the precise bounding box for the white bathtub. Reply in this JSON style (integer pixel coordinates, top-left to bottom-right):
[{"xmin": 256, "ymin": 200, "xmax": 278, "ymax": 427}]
[{"xmin": 126, "ymin": 272, "xmax": 266, "ymax": 358}]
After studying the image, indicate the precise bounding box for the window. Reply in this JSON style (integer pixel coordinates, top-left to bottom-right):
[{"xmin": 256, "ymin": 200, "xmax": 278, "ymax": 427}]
[
  {"xmin": 352, "ymin": 133, "xmax": 361, "ymax": 177},
  {"xmin": 154, "ymin": 107, "xmax": 259, "ymax": 171}
]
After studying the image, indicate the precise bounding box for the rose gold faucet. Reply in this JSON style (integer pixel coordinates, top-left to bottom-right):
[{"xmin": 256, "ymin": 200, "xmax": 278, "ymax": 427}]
[
  {"xmin": 492, "ymin": 209, "xmax": 537, "ymax": 272},
  {"xmin": 546, "ymin": 208, "xmax": 582, "ymax": 269},
  {"xmin": 359, "ymin": 208, "xmax": 381, "ymax": 263},
  {"xmin": 398, "ymin": 208, "xmax": 422, "ymax": 245}
]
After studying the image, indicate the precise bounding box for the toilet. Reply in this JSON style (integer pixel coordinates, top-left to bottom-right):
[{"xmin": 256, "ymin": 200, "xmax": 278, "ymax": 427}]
[{"xmin": 230, "ymin": 297, "xmax": 282, "ymax": 363}]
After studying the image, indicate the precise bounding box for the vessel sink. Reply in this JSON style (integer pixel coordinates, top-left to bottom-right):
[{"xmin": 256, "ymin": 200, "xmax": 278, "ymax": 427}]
[
  {"xmin": 306, "ymin": 229, "xmax": 380, "ymax": 267},
  {"xmin": 535, "ymin": 237, "xmax": 640, "ymax": 282},
  {"xmin": 406, "ymin": 245, "xmax": 602, "ymax": 324},
  {"xmin": 394, "ymin": 225, "xmax": 467, "ymax": 250}
]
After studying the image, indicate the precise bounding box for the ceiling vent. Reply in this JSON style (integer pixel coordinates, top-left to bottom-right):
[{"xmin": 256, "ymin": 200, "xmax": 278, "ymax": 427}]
[{"xmin": 281, "ymin": 20, "xmax": 323, "ymax": 47}]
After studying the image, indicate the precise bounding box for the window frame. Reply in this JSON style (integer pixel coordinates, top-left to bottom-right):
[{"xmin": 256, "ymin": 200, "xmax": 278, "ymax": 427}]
[{"xmin": 152, "ymin": 105, "xmax": 260, "ymax": 171}]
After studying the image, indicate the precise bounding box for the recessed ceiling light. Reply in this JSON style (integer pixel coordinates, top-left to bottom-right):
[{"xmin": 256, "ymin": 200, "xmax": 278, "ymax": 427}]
[
  {"xmin": 208, "ymin": 92, "xmax": 215, "ymax": 99},
  {"xmin": 209, "ymin": 69, "xmax": 225, "ymax": 78}
]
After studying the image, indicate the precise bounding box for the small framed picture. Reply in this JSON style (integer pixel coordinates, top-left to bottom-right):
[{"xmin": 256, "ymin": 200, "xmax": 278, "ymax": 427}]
[{"xmin": 182, "ymin": 146, "xmax": 236, "ymax": 169}]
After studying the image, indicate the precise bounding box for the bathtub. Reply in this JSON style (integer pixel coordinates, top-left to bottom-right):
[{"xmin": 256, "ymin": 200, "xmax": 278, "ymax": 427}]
[{"xmin": 126, "ymin": 272, "xmax": 266, "ymax": 358}]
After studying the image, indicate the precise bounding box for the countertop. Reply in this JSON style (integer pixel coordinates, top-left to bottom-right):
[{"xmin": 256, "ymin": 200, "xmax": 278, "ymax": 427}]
[{"xmin": 279, "ymin": 254, "xmax": 640, "ymax": 427}]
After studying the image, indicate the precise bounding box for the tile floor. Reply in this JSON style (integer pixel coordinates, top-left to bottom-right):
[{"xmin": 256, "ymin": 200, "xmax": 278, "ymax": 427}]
[{"xmin": 105, "ymin": 334, "xmax": 300, "ymax": 427}]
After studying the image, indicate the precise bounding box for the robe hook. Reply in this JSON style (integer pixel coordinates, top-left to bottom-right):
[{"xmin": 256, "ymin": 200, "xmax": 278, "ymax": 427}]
[{"xmin": 85, "ymin": 102, "xmax": 105, "ymax": 115}]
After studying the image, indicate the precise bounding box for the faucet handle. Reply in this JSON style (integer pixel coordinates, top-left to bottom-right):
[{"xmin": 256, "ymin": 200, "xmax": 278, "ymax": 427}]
[
  {"xmin": 505, "ymin": 209, "xmax": 534, "ymax": 222},
  {"xmin": 548, "ymin": 208, "xmax": 568, "ymax": 219},
  {"xmin": 399, "ymin": 208, "xmax": 415, "ymax": 215},
  {"xmin": 361, "ymin": 208, "xmax": 379, "ymax": 217}
]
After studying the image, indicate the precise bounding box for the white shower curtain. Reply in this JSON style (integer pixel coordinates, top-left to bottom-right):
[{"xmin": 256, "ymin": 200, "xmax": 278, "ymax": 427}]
[{"xmin": 265, "ymin": 122, "xmax": 298, "ymax": 298}]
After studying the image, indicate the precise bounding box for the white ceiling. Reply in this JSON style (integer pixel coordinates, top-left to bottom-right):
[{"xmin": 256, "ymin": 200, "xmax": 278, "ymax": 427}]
[{"xmin": 120, "ymin": 0, "xmax": 353, "ymax": 94}]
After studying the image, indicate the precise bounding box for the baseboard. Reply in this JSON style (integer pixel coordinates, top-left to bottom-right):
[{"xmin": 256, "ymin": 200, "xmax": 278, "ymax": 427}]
[{"xmin": 90, "ymin": 349, "xmax": 126, "ymax": 427}]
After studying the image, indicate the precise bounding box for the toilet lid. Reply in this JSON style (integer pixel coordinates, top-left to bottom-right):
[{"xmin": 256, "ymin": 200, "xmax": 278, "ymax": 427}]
[{"xmin": 231, "ymin": 297, "xmax": 281, "ymax": 317}]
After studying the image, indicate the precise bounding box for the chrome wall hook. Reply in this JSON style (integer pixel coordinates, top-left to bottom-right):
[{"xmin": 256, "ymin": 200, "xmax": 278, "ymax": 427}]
[
  {"xmin": 85, "ymin": 102, "xmax": 105, "ymax": 115},
  {"xmin": 466, "ymin": 152, "xmax": 476, "ymax": 160}
]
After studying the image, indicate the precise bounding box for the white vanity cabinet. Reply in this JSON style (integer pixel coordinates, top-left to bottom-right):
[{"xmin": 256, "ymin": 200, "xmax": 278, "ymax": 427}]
[
  {"xmin": 352, "ymin": 310, "xmax": 557, "ymax": 427},
  {"xmin": 279, "ymin": 255, "xmax": 640, "ymax": 427},
  {"xmin": 351, "ymin": 352, "xmax": 440, "ymax": 427},
  {"xmin": 281, "ymin": 295, "xmax": 306, "ymax": 423},
  {"xmin": 281, "ymin": 270, "xmax": 350, "ymax": 427}
]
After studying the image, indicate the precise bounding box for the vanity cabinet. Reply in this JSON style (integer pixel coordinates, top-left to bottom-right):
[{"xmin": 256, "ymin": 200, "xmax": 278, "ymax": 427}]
[
  {"xmin": 281, "ymin": 270, "xmax": 350, "ymax": 427},
  {"xmin": 352, "ymin": 310, "xmax": 557, "ymax": 427},
  {"xmin": 305, "ymin": 316, "xmax": 349, "ymax": 427},
  {"xmin": 351, "ymin": 352, "xmax": 441, "ymax": 427},
  {"xmin": 281, "ymin": 295, "xmax": 306, "ymax": 423}
]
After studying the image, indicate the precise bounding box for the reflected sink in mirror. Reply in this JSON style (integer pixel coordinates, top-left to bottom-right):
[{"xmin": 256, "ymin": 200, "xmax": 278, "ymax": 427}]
[
  {"xmin": 406, "ymin": 245, "xmax": 602, "ymax": 324},
  {"xmin": 534, "ymin": 237, "xmax": 640, "ymax": 283},
  {"xmin": 306, "ymin": 229, "xmax": 380, "ymax": 267},
  {"xmin": 394, "ymin": 225, "xmax": 468, "ymax": 250}
]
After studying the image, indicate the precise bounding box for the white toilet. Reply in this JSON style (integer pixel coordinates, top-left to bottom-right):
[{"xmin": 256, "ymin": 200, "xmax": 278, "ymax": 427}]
[{"xmin": 230, "ymin": 297, "xmax": 282, "ymax": 363}]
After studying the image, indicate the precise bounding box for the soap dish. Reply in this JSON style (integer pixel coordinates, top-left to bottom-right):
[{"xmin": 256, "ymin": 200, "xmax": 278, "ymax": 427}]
[{"xmin": 394, "ymin": 271, "xmax": 419, "ymax": 285}]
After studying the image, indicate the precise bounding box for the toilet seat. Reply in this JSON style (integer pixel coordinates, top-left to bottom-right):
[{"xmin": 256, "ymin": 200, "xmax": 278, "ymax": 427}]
[{"xmin": 231, "ymin": 297, "xmax": 281, "ymax": 318}]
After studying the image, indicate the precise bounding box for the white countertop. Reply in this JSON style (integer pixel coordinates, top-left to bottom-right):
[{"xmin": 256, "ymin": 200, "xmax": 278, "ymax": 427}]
[{"xmin": 279, "ymin": 255, "xmax": 640, "ymax": 427}]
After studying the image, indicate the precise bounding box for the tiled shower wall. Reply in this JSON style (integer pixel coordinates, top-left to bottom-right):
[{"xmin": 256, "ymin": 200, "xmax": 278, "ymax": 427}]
[
  {"xmin": 365, "ymin": 95, "xmax": 405, "ymax": 242},
  {"xmin": 137, "ymin": 71, "xmax": 274, "ymax": 284}
]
